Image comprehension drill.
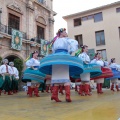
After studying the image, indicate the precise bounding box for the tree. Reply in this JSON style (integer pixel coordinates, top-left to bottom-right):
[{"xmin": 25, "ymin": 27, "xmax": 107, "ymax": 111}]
[{"xmin": 14, "ymin": 58, "xmax": 24, "ymax": 80}]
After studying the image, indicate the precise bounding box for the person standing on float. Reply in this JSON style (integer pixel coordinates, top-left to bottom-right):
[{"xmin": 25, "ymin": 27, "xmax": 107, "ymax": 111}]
[{"xmin": 39, "ymin": 28, "xmax": 84, "ymax": 102}]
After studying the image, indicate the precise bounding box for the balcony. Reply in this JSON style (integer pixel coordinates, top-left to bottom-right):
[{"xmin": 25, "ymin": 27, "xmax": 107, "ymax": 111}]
[
  {"xmin": 30, "ymin": 37, "xmax": 41, "ymax": 44},
  {"xmin": 0, "ymin": 23, "xmax": 27, "ymax": 39}
]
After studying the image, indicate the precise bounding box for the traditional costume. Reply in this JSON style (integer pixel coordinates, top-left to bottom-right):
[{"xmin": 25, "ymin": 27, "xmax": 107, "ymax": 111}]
[
  {"xmin": 78, "ymin": 46, "xmax": 102, "ymax": 96},
  {"xmin": 0, "ymin": 59, "xmax": 13, "ymax": 95},
  {"xmin": 91, "ymin": 56, "xmax": 113, "ymax": 94},
  {"xmin": 39, "ymin": 28, "xmax": 84, "ymax": 102},
  {"xmin": 22, "ymin": 51, "xmax": 46, "ymax": 97},
  {"xmin": 9, "ymin": 62, "xmax": 19, "ymax": 93},
  {"xmin": 106, "ymin": 58, "xmax": 120, "ymax": 91}
]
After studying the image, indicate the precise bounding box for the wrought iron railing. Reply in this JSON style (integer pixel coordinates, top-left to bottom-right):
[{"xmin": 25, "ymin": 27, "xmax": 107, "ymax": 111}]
[
  {"xmin": 0, "ymin": 23, "xmax": 27, "ymax": 39},
  {"xmin": 30, "ymin": 37, "xmax": 43, "ymax": 44}
]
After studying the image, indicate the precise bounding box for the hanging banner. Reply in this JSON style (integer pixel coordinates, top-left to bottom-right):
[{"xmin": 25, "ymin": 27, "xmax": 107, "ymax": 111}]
[
  {"xmin": 41, "ymin": 39, "xmax": 48, "ymax": 56},
  {"xmin": 11, "ymin": 29, "xmax": 23, "ymax": 50}
]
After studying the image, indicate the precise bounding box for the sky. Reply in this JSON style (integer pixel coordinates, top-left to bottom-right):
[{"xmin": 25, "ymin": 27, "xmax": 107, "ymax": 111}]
[{"xmin": 53, "ymin": 0, "xmax": 119, "ymax": 35}]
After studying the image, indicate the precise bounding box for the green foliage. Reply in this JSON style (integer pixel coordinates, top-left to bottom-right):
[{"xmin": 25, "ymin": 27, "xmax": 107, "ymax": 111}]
[
  {"xmin": 0, "ymin": 56, "xmax": 2, "ymax": 65},
  {"xmin": 14, "ymin": 58, "xmax": 24, "ymax": 78}
]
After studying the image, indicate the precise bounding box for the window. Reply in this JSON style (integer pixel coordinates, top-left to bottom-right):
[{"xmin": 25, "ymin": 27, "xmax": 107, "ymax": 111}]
[
  {"xmin": 74, "ymin": 18, "xmax": 81, "ymax": 26},
  {"xmin": 8, "ymin": 13, "xmax": 20, "ymax": 30},
  {"xmin": 94, "ymin": 12, "xmax": 103, "ymax": 22},
  {"xmin": 81, "ymin": 16, "xmax": 87, "ymax": 21},
  {"xmin": 88, "ymin": 15, "xmax": 93, "ymax": 20},
  {"xmin": 81, "ymin": 15, "xmax": 93, "ymax": 21},
  {"xmin": 37, "ymin": 26, "xmax": 44, "ymax": 43},
  {"xmin": 116, "ymin": 7, "xmax": 120, "ymax": 13},
  {"xmin": 97, "ymin": 49, "xmax": 107, "ymax": 61},
  {"xmin": 38, "ymin": 0, "xmax": 44, "ymax": 4},
  {"xmin": 95, "ymin": 30, "xmax": 105, "ymax": 46},
  {"xmin": 74, "ymin": 34, "xmax": 83, "ymax": 47}
]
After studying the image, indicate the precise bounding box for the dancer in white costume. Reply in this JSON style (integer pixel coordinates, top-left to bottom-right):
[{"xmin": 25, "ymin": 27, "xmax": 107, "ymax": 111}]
[
  {"xmin": 9, "ymin": 62, "xmax": 19, "ymax": 93},
  {"xmin": 39, "ymin": 28, "xmax": 84, "ymax": 102},
  {"xmin": 23, "ymin": 51, "xmax": 46, "ymax": 97},
  {"xmin": 51, "ymin": 29, "xmax": 79, "ymax": 102},
  {"xmin": 78, "ymin": 45, "xmax": 91, "ymax": 96},
  {"xmin": 109, "ymin": 58, "xmax": 120, "ymax": 91},
  {"xmin": 91, "ymin": 53, "xmax": 105, "ymax": 94},
  {"xmin": 0, "ymin": 59, "xmax": 13, "ymax": 95}
]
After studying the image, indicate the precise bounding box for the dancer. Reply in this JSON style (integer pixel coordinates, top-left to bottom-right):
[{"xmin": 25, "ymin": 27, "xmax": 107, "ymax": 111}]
[
  {"xmin": 107, "ymin": 58, "xmax": 120, "ymax": 91},
  {"xmin": 0, "ymin": 59, "xmax": 13, "ymax": 95},
  {"xmin": 91, "ymin": 53, "xmax": 113, "ymax": 94},
  {"xmin": 39, "ymin": 28, "xmax": 84, "ymax": 102},
  {"xmin": 9, "ymin": 62, "xmax": 19, "ymax": 93},
  {"xmin": 78, "ymin": 45, "xmax": 101, "ymax": 96},
  {"xmin": 22, "ymin": 51, "xmax": 46, "ymax": 97}
]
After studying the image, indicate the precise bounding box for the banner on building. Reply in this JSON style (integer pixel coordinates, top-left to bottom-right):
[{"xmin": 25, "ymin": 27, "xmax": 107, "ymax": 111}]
[
  {"xmin": 41, "ymin": 39, "xmax": 48, "ymax": 56},
  {"xmin": 11, "ymin": 29, "xmax": 23, "ymax": 50}
]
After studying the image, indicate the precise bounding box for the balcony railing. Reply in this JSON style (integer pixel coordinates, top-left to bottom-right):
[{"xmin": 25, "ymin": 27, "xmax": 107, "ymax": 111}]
[
  {"xmin": 30, "ymin": 37, "xmax": 48, "ymax": 45},
  {"xmin": 0, "ymin": 23, "xmax": 27, "ymax": 39},
  {"xmin": 31, "ymin": 37, "xmax": 42, "ymax": 44}
]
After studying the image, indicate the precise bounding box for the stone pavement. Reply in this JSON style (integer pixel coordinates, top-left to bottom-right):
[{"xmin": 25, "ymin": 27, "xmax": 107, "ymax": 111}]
[{"xmin": 0, "ymin": 90, "xmax": 120, "ymax": 120}]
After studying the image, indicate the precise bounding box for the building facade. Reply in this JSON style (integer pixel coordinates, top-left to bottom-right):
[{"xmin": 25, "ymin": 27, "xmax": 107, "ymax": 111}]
[
  {"xmin": 63, "ymin": 1, "xmax": 120, "ymax": 63},
  {"xmin": 0, "ymin": 0, "xmax": 56, "ymax": 62}
]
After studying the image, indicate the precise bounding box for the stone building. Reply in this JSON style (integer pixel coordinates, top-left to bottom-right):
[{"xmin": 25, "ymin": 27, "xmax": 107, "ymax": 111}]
[
  {"xmin": 63, "ymin": 1, "xmax": 120, "ymax": 63},
  {"xmin": 0, "ymin": 0, "xmax": 56, "ymax": 62}
]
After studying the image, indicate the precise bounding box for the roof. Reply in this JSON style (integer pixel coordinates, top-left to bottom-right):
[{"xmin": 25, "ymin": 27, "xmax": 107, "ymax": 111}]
[{"xmin": 63, "ymin": 1, "xmax": 120, "ymax": 20}]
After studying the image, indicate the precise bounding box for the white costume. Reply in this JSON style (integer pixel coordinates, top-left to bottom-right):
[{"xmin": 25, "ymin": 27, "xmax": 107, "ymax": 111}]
[
  {"xmin": 91, "ymin": 59, "xmax": 104, "ymax": 83},
  {"xmin": 78, "ymin": 52, "xmax": 90, "ymax": 82},
  {"xmin": 52, "ymin": 37, "xmax": 78, "ymax": 84},
  {"xmin": 110, "ymin": 63, "xmax": 120, "ymax": 71},
  {"xmin": 109, "ymin": 63, "xmax": 119, "ymax": 84},
  {"xmin": 52, "ymin": 37, "xmax": 78, "ymax": 54},
  {"xmin": 10, "ymin": 66, "xmax": 19, "ymax": 79},
  {"xmin": 26, "ymin": 58, "xmax": 40, "ymax": 86},
  {"xmin": 0, "ymin": 64, "xmax": 12, "ymax": 74},
  {"xmin": 26, "ymin": 58, "xmax": 40, "ymax": 68}
]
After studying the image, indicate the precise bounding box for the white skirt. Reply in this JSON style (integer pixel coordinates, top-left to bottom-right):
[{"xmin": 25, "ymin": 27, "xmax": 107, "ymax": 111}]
[
  {"xmin": 111, "ymin": 79, "xmax": 118, "ymax": 83},
  {"xmin": 80, "ymin": 73, "xmax": 90, "ymax": 82},
  {"xmin": 52, "ymin": 65, "xmax": 70, "ymax": 84},
  {"xmin": 95, "ymin": 78, "xmax": 104, "ymax": 83}
]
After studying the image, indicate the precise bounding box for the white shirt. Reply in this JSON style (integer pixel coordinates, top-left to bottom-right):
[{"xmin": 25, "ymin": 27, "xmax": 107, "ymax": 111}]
[
  {"xmin": 10, "ymin": 66, "xmax": 19, "ymax": 79},
  {"xmin": 52, "ymin": 37, "xmax": 78, "ymax": 53},
  {"xmin": 78, "ymin": 52, "xmax": 90, "ymax": 62},
  {"xmin": 67, "ymin": 38, "xmax": 78, "ymax": 53},
  {"xmin": 26, "ymin": 58, "xmax": 40, "ymax": 67},
  {"xmin": 91, "ymin": 59, "xmax": 104, "ymax": 67},
  {"xmin": 110, "ymin": 63, "xmax": 120, "ymax": 70},
  {"xmin": 0, "ymin": 64, "xmax": 12, "ymax": 74}
]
